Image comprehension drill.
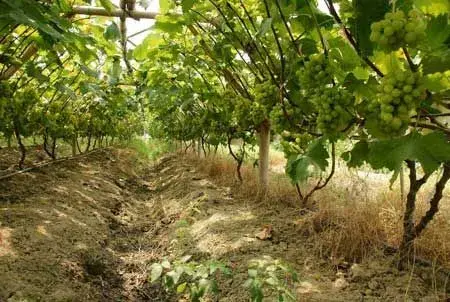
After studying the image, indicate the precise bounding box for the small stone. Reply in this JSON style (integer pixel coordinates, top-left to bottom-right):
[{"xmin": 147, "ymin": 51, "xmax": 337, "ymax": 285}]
[
  {"xmin": 333, "ymin": 277, "xmax": 349, "ymax": 290},
  {"xmin": 296, "ymin": 281, "xmax": 320, "ymax": 294}
]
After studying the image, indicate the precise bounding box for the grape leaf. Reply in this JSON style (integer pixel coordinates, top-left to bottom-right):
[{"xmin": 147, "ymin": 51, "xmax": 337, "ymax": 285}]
[
  {"xmin": 98, "ymin": 0, "xmax": 114, "ymax": 13},
  {"xmin": 423, "ymin": 72, "xmax": 450, "ymax": 92},
  {"xmin": 343, "ymin": 132, "xmax": 450, "ymax": 175},
  {"xmin": 159, "ymin": 0, "xmax": 174, "ymax": 14},
  {"xmin": 422, "ymin": 50, "xmax": 450, "ymax": 74},
  {"xmin": 295, "ymin": 4, "xmax": 333, "ymax": 31},
  {"xmin": 349, "ymin": 0, "xmax": 389, "ymax": 56},
  {"xmin": 307, "ymin": 139, "xmax": 329, "ymax": 171},
  {"xmin": 425, "ymin": 14, "xmax": 450, "ymax": 50},
  {"xmin": 257, "ymin": 18, "xmax": 272, "ymax": 38},
  {"xmin": 181, "ymin": 0, "xmax": 195, "ymax": 12},
  {"xmin": 103, "ymin": 22, "xmax": 120, "ymax": 41},
  {"xmin": 150, "ymin": 263, "xmax": 163, "ymax": 282},
  {"xmin": 297, "ymin": 38, "xmax": 317, "ymax": 56},
  {"xmin": 328, "ymin": 36, "xmax": 360, "ymax": 71},
  {"xmin": 154, "ymin": 17, "xmax": 184, "ymax": 34},
  {"xmin": 414, "ymin": 0, "xmax": 449, "ymax": 15},
  {"xmin": 286, "ymin": 139, "xmax": 329, "ymax": 184},
  {"xmin": 342, "ymin": 141, "xmax": 369, "ymax": 168},
  {"xmin": 133, "ymin": 33, "xmax": 162, "ymax": 61}
]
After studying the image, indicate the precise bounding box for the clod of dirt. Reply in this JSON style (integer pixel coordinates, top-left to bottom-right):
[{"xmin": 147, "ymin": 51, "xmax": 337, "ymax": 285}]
[
  {"xmin": 82, "ymin": 251, "xmax": 108, "ymax": 277},
  {"xmin": 255, "ymin": 225, "xmax": 273, "ymax": 240},
  {"xmin": 350, "ymin": 263, "xmax": 374, "ymax": 281},
  {"xmin": 333, "ymin": 277, "xmax": 349, "ymax": 290}
]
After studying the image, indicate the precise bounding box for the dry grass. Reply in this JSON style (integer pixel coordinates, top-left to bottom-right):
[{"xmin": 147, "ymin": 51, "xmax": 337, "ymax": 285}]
[
  {"xmin": 182, "ymin": 151, "xmax": 450, "ymax": 268},
  {"xmin": 300, "ymin": 197, "xmax": 388, "ymax": 263},
  {"xmin": 185, "ymin": 152, "xmax": 299, "ymax": 205}
]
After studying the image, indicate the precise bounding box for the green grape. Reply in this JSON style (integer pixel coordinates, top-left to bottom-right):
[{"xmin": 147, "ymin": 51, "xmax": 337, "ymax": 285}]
[
  {"xmin": 373, "ymin": 69, "xmax": 425, "ymax": 136},
  {"xmin": 381, "ymin": 112, "xmax": 393, "ymax": 122},
  {"xmin": 391, "ymin": 117, "xmax": 402, "ymax": 130},
  {"xmin": 269, "ymin": 103, "xmax": 292, "ymax": 133},
  {"xmin": 298, "ymin": 54, "xmax": 333, "ymax": 87},
  {"xmin": 253, "ymin": 81, "xmax": 279, "ymax": 108},
  {"xmin": 396, "ymin": 72, "xmax": 406, "ymax": 82},
  {"xmin": 369, "ymin": 9, "xmax": 426, "ymax": 51},
  {"xmin": 381, "ymin": 104, "xmax": 394, "ymax": 112},
  {"xmin": 404, "ymin": 32, "xmax": 416, "ymax": 43},
  {"xmin": 384, "ymin": 26, "xmax": 394, "ymax": 36},
  {"xmin": 383, "ymin": 84, "xmax": 394, "ymax": 93},
  {"xmin": 408, "ymin": 10, "xmax": 419, "ymax": 18},
  {"xmin": 405, "ymin": 22, "xmax": 416, "ymax": 32},
  {"xmin": 371, "ymin": 22, "xmax": 382, "ymax": 31},
  {"xmin": 394, "ymin": 10, "xmax": 406, "ymax": 19},
  {"xmin": 310, "ymin": 86, "xmax": 354, "ymax": 135},
  {"xmin": 392, "ymin": 89, "xmax": 402, "ymax": 98},
  {"xmin": 403, "ymin": 85, "xmax": 413, "ymax": 93},
  {"xmin": 411, "ymin": 89, "xmax": 421, "ymax": 98},
  {"xmin": 392, "ymin": 20, "xmax": 404, "ymax": 30}
]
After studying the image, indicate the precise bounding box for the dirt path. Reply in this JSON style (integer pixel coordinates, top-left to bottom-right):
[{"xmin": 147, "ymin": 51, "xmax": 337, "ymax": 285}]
[{"xmin": 0, "ymin": 149, "xmax": 446, "ymax": 301}]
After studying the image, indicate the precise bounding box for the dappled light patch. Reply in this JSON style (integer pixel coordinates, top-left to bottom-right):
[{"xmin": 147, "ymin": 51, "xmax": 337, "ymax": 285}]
[
  {"xmin": 296, "ymin": 280, "xmax": 321, "ymax": 294},
  {"xmin": 36, "ymin": 225, "xmax": 50, "ymax": 238},
  {"xmin": 52, "ymin": 185, "xmax": 70, "ymax": 196},
  {"xmin": 53, "ymin": 208, "xmax": 68, "ymax": 218},
  {"xmin": 0, "ymin": 228, "xmax": 16, "ymax": 257},
  {"xmin": 74, "ymin": 190, "xmax": 98, "ymax": 204}
]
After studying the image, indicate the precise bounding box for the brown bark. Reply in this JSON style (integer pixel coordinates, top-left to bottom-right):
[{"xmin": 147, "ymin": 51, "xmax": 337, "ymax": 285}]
[
  {"xmin": 414, "ymin": 165, "xmax": 450, "ymax": 238},
  {"xmin": 71, "ymin": 137, "xmax": 77, "ymax": 156},
  {"xmin": 13, "ymin": 121, "xmax": 26, "ymax": 169},
  {"xmin": 227, "ymin": 136, "xmax": 244, "ymax": 183},
  {"xmin": 398, "ymin": 160, "xmax": 430, "ymax": 269}
]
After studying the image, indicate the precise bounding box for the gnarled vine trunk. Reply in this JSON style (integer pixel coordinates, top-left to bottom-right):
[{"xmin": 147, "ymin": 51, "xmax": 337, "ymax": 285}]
[
  {"xmin": 71, "ymin": 137, "xmax": 77, "ymax": 156},
  {"xmin": 398, "ymin": 161, "xmax": 450, "ymax": 269},
  {"xmin": 258, "ymin": 119, "xmax": 270, "ymax": 201},
  {"xmin": 85, "ymin": 133, "xmax": 92, "ymax": 152},
  {"xmin": 227, "ymin": 136, "xmax": 245, "ymax": 183},
  {"xmin": 13, "ymin": 121, "xmax": 26, "ymax": 169}
]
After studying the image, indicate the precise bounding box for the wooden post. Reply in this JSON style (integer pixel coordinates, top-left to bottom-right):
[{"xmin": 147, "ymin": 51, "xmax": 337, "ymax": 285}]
[{"xmin": 258, "ymin": 119, "xmax": 270, "ymax": 201}]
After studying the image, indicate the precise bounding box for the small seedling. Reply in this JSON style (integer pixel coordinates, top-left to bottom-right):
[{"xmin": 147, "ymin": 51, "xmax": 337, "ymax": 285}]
[
  {"xmin": 244, "ymin": 256, "xmax": 299, "ymax": 302},
  {"xmin": 149, "ymin": 255, "xmax": 231, "ymax": 302}
]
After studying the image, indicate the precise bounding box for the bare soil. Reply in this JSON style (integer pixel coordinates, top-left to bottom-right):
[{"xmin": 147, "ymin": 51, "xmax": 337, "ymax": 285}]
[{"xmin": 0, "ymin": 148, "xmax": 448, "ymax": 301}]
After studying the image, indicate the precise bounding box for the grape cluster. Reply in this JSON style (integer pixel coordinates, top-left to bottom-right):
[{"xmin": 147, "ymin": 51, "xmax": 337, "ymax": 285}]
[
  {"xmin": 371, "ymin": 70, "xmax": 425, "ymax": 135},
  {"xmin": 298, "ymin": 54, "xmax": 333, "ymax": 87},
  {"xmin": 249, "ymin": 101, "xmax": 268, "ymax": 126},
  {"xmin": 311, "ymin": 86, "xmax": 354, "ymax": 134},
  {"xmin": 269, "ymin": 103, "xmax": 300, "ymax": 133},
  {"xmin": 370, "ymin": 10, "xmax": 426, "ymax": 50},
  {"xmin": 253, "ymin": 81, "xmax": 279, "ymax": 107},
  {"xmin": 280, "ymin": 131, "xmax": 312, "ymax": 155}
]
